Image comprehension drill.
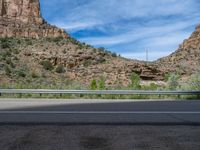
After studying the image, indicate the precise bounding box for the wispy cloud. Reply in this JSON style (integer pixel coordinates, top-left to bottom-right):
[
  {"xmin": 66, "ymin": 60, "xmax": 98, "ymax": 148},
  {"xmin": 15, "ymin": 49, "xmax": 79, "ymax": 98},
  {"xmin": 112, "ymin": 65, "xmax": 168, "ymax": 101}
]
[
  {"xmin": 79, "ymin": 19, "xmax": 198, "ymax": 46},
  {"xmin": 40, "ymin": 0, "xmax": 200, "ymax": 60},
  {"xmin": 53, "ymin": 21, "xmax": 101, "ymax": 31}
]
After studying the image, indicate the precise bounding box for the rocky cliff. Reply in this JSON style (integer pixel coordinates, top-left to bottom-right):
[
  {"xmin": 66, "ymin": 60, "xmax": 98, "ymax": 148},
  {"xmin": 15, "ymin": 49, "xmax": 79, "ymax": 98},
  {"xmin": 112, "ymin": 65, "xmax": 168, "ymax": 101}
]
[
  {"xmin": 0, "ymin": 0, "xmax": 68, "ymax": 38},
  {"xmin": 156, "ymin": 25, "xmax": 200, "ymax": 76}
]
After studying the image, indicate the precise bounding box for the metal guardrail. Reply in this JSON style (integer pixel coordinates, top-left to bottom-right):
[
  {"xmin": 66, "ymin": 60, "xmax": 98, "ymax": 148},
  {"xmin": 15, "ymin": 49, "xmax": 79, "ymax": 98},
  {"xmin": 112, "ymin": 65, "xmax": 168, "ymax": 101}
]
[{"xmin": 0, "ymin": 89, "xmax": 199, "ymax": 95}]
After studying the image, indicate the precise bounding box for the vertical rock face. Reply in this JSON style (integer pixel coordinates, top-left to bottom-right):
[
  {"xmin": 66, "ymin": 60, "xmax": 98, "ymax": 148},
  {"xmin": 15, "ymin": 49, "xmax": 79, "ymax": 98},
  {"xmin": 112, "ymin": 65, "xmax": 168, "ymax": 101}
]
[
  {"xmin": 0, "ymin": 0, "xmax": 43, "ymax": 24},
  {"xmin": 0, "ymin": 0, "xmax": 68, "ymax": 38}
]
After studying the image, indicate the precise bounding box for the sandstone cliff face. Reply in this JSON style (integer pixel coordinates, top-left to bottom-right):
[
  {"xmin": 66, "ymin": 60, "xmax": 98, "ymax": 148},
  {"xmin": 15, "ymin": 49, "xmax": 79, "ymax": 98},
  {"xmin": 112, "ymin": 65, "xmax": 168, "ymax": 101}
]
[
  {"xmin": 0, "ymin": 0, "xmax": 43, "ymax": 24},
  {"xmin": 0, "ymin": 0, "xmax": 68, "ymax": 38}
]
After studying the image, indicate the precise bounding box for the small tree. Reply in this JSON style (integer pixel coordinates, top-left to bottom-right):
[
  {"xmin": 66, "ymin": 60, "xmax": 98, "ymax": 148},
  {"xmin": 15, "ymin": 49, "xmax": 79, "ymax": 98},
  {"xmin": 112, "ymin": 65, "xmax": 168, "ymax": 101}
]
[
  {"xmin": 167, "ymin": 73, "xmax": 180, "ymax": 90},
  {"xmin": 90, "ymin": 79, "xmax": 97, "ymax": 90},
  {"xmin": 129, "ymin": 73, "xmax": 141, "ymax": 89}
]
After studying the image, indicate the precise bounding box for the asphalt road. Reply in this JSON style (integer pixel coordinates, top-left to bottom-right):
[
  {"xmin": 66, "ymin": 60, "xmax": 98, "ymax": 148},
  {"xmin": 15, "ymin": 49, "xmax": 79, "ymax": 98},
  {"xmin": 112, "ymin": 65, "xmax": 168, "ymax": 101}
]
[{"xmin": 0, "ymin": 99, "xmax": 199, "ymax": 125}]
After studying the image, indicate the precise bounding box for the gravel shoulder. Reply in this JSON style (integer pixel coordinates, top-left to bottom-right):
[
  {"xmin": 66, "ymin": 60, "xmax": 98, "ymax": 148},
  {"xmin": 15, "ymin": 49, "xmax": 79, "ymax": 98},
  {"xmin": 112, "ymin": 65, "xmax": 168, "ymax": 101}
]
[{"xmin": 0, "ymin": 125, "xmax": 199, "ymax": 150}]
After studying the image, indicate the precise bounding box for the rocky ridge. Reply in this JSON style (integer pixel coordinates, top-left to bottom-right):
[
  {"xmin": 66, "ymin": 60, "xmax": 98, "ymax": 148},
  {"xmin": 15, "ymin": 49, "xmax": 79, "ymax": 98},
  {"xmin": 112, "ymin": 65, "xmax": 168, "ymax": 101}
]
[
  {"xmin": 156, "ymin": 25, "xmax": 200, "ymax": 76},
  {"xmin": 0, "ymin": 0, "xmax": 68, "ymax": 38}
]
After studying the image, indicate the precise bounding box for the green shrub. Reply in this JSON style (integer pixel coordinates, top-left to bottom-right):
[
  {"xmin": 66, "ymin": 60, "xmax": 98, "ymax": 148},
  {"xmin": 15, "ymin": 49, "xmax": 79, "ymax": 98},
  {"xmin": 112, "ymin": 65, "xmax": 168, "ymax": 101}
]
[
  {"xmin": 53, "ymin": 37, "xmax": 64, "ymax": 43},
  {"xmin": 167, "ymin": 73, "xmax": 180, "ymax": 90},
  {"xmin": 129, "ymin": 73, "xmax": 141, "ymax": 89},
  {"xmin": 99, "ymin": 77, "xmax": 106, "ymax": 90},
  {"xmin": 90, "ymin": 79, "xmax": 97, "ymax": 90},
  {"xmin": 68, "ymin": 37, "xmax": 79, "ymax": 45},
  {"xmin": 31, "ymin": 72, "xmax": 39, "ymax": 78},
  {"xmin": 83, "ymin": 60, "xmax": 92, "ymax": 67},
  {"xmin": 98, "ymin": 57, "xmax": 106, "ymax": 63},
  {"xmin": 12, "ymin": 48, "xmax": 19, "ymax": 54},
  {"xmin": 25, "ymin": 39, "xmax": 32, "ymax": 45},
  {"xmin": 55, "ymin": 64, "xmax": 65, "ymax": 73},
  {"xmin": 6, "ymin": 58, "xmax": 15, "ymax": 68},
  {"xmin": 17, "ymin": 69, "xmax": 26, "ymax": 77},
  {"xmin": 164, "ymin": 73, "xmax": 170, "ymax": 82},
  {"xmin": 17, "ymin": 39, "xmax": 21, "ymax": 44},
  {"xmin": 111, "ymin": 52, "xmax": 117, "ymax": 57},
  {"xmin": 41, "ymin": 60, "xmax": 54, "ymax": 71},
  {"xmin": 0, "ymin": 50, "xmax": 12, "ymax": 60},
  {"xmin": 0, "ymin": 38, "xmax": 11, "ymax": 49},
  {"xmin": 149, "ymin": 83, "xmax": 158, "ymax": 90},
  {"xmin": 187, "ymin": 72, "xmax": 200, "ymax": 90},
  {"xmin": 4, "ymin": 65, "xmax": 11, "ymax": 76},
  {"xmin": 98, "ymin": 47, "xmax": 106, "ymax": 52}
]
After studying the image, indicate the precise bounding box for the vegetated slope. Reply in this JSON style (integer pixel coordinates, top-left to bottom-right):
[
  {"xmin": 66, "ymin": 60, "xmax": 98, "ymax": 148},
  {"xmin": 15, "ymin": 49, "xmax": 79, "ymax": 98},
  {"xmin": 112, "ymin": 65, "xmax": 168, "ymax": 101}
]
[
  {"xmin": 156, "ymin": 25, "xmax": 200, "ymax": 77},
  {"xmin": 0, "ymin": 37, "xmax": 164, "ymax": 88},
  {"xmin": 0, "ymin": 0, "xmax": 164, "ymax": 88}
]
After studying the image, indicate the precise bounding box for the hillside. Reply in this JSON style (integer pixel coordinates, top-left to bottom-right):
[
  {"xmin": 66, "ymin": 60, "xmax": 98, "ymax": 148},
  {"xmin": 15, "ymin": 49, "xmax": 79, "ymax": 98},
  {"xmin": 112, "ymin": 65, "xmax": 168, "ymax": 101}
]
[
  {"xmin": 0, "ymin": 37, "xmax": 164, "ymax": 88},
  {"xmin": 0, "ymin": 0, "xmax": 199, "ymax": 89}
]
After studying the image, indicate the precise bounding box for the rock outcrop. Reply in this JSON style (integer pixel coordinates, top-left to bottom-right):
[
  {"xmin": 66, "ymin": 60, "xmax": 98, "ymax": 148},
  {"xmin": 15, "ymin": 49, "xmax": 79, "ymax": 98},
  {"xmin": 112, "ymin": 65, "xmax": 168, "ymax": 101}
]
[
  {"xmin": 0, "ymin": 0, "xmax": 68, "ymax": 38},
  {"xmin": 156, "ymin": 25, "xmax": 200, "ymax": 76}
]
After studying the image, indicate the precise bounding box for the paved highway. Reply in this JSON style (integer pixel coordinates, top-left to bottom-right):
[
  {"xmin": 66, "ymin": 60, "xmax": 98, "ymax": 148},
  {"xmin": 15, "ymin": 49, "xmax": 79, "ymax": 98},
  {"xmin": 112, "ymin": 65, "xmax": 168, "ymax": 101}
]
[{"xmin": 0, "ymin": 99, "xmax": 199, "ymax": 125}]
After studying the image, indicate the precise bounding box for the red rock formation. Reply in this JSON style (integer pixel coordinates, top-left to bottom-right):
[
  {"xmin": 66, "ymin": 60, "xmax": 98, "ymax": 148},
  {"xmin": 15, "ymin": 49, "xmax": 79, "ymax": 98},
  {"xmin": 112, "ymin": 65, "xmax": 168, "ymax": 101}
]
[
  {"xmin": 156, "ymin": 25, "xmax": 200, "ymax": 75},
  {"xmin": 0, "ymin": 0, "xmax": 68, "ymax": 38}
]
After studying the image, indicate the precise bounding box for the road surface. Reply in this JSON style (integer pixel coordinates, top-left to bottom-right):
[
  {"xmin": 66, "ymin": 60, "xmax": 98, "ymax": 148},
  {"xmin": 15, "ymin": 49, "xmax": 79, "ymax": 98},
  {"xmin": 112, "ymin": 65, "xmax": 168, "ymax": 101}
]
[{"xmin": 0, "ymin": 99, "xmax": 199, "ymax": 125}]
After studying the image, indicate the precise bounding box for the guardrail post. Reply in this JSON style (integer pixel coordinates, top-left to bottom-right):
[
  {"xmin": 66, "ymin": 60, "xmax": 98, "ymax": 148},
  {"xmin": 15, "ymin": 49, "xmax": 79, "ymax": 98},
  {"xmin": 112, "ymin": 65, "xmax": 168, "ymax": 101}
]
[
  {"xmin": 0, "ymin": 93, "xmax": 1, "ymax": 97},
  {"xmin": 40, "ymin": 93, "xmax": 42, "ymax": 97}
]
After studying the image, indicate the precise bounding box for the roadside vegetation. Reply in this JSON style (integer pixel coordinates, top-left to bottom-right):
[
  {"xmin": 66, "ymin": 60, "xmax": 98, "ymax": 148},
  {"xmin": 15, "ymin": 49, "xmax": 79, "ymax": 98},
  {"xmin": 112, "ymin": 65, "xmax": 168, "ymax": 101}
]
[{"xmin": 0, "ymin": 72, "xmax": 199, "ymax": 99}]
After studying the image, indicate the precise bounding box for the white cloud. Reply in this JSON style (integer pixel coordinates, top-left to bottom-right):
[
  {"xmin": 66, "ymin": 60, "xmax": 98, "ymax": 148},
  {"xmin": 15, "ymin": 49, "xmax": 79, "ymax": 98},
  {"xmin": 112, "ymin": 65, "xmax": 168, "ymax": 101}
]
[
  {"xmin": 40, "ymin": 0, "xmax": 200, "ymax": 60},
  {"xmin": 53, "ymin": 21, "xmax": 101, "ymax": 31}
]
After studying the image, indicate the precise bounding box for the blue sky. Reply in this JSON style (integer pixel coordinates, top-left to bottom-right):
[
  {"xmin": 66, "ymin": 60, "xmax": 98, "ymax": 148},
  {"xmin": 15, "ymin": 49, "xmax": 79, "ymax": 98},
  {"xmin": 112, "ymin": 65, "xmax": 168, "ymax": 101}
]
[{"xmin": 40, "ymin": 0, "xmax": 200, "ymax": 61}]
